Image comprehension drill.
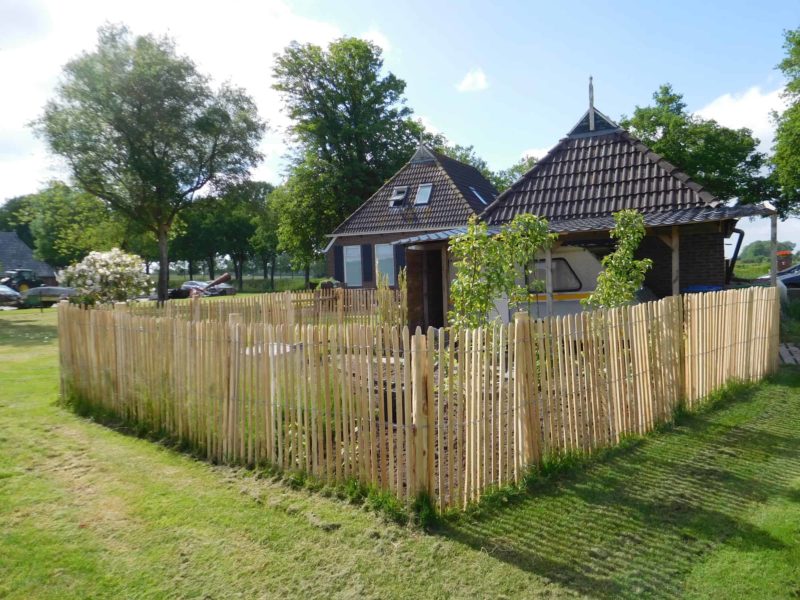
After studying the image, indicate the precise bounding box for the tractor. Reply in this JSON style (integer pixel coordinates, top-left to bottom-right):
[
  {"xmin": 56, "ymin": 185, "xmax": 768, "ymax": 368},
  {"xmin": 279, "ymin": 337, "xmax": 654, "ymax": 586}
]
[{"xmin": 0, "ymin": 269, "xmax": 44, "ymax": 293}]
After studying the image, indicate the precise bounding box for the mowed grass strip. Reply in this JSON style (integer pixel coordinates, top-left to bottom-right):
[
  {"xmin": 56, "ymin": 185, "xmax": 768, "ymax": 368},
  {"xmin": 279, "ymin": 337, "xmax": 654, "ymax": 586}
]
[{"xmin": 1, "ymin": 308, "xmax": 800, "ymax": 599}]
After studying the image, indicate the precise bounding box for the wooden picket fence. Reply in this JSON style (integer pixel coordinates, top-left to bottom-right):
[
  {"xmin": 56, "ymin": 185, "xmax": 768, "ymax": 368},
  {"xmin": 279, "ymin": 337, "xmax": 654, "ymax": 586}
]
[
  {"xmin": 123, "ymin": 287, "xmax": 406, "ymax": 327},
  {"xmin": 57, "ymin": 286, "xmax": 779, "ymax": 511}
]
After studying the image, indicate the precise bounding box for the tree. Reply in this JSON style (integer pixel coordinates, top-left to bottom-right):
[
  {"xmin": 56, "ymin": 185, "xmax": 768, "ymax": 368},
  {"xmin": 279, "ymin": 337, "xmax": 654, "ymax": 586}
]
[
  {"xmin": 448, "ymin": 214, "xmax": 556, "ymax": 328},
  {"xmin": 772, "ymin": 27, "xmax": 800, "ymax": 216},
  {"xmin": 738, "ymin": 240, "xmax": 795, "ymax": 262},
  {"xmin": 583, "ymin": 210, "xmax": 652, "ymax": 309},
  {"xmin": 492, "ymin": 155, "xmax": 538, "ymax": 192},
  {"xmin": 16, "ymin": 182, "xmax": 121, "ymax": 268},
  {"xmin": 0, "ymin": 196, "xmax": 35, "ymax": 247},
  {"xmin": 272, "ymin": 38, "xmax": 419, "ymax": 277},
  {"xmin": 36, "ymin": 24, "xmax": 265, "ymax": 300},
  {"xmin": 250, "ymin": 185, "xmax": 279, "ymax": 289},
  {"xmin": 214, "ymin": 182, "xmax": 270, "ymax": 290},
  {"xmin": 621, "ymin": 84, "xmax": 769, "ymax": 205}
]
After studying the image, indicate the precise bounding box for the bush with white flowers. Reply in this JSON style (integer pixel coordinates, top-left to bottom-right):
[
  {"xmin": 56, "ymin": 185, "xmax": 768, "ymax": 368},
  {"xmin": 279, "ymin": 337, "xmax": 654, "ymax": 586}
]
[{"xmin": 58, "ymin": 248, "xmax": 151, "ymax": 304}]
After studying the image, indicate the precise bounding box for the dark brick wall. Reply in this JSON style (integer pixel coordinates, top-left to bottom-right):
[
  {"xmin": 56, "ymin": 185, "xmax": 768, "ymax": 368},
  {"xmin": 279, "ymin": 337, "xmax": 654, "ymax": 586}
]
[{"xmin": 636, "ymin": 229, "xmax": 726, "ymax": 298}]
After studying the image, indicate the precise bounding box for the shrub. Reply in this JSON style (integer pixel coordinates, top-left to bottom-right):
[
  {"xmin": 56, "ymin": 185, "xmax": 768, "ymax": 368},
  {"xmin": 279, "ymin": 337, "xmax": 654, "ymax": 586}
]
[{"xmin": 58, "ymin": 248, "xmax": 151, "ymax": 304}]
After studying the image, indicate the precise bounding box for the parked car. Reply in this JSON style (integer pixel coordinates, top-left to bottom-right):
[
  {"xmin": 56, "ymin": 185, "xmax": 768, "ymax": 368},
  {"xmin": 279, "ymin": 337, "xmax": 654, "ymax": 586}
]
[
  {"xmin": 20, "ymin": 286, "xmax": 77, "ymax": 307},
  {"xmin": 0, "ymin": 284, "xmax": 22, "ymax": 306}
]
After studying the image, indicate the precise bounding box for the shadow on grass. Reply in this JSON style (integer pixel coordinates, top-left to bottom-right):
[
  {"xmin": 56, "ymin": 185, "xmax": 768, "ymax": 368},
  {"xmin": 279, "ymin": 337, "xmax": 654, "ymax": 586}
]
[
  {"xmin": 0, "ymin": 313, "xmax": 58, "ymax": 347},
  {"xmin": 437, "ymin": 371, "xmax": 800, "ymax": 599}
]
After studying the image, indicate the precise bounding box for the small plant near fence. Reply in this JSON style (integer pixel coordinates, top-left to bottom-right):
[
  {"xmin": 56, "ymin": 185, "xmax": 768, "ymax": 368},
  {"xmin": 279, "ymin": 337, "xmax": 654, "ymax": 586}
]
[{"xmin": 583, "ymin": 210, "xmax": 653, "ymax": 309}]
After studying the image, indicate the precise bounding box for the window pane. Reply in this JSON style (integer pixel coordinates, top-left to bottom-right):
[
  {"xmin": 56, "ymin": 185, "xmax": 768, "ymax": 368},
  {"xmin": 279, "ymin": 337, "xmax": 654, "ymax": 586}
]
[
  {"xmin": 375, "ymin": 244, "xmax": 395, "ymax": 286},
  {"xmin": 530, "ymin": 258, "xmax": 581, "ymax": 292},
  {"xmin": 344, "ymin": 245, "xmax": 362, "ymax": 287},
  {"xmin": 415, "ymin": 183, "xmax": 432, "ymax": 205}
]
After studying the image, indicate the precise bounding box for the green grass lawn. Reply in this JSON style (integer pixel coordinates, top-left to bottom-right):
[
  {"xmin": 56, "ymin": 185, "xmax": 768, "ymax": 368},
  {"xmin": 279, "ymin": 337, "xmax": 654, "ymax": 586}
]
[
  {"xmin": 733, "ymin": 260, "xmax": 770, "ymax": 280},
  {"xmin": 2, "ymin": 308, "xmax": 800, "ymax": 599}
]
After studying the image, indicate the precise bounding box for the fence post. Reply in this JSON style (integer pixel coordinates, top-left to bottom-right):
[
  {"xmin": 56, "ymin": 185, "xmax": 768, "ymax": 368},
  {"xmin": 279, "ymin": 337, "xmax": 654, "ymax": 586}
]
[
  {"xmin": 336, "ymin": 288, "xmax": 344, "ymax": 323},
  {"xmin": 191, "ymin": 295, "xmax": 201, "ymax": 322},
  {"xmin": 514, "ymin": 312, "xmax": 539, "ymax": 467},
  {"xmin": 411, "ymin": 327, "xmax": 430, "ymax": 498},
  {"xmin": 225, "ymin": 313, "xmax": 242, "ymax": 463}
]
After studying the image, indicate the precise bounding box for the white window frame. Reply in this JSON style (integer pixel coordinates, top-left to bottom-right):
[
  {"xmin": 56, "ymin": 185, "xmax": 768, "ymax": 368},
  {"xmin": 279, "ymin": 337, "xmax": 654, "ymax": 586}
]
[
  {"xmin": 414, "ymin": 183, "xmax": 433, "ymax": 205},
  {"xmin": 389, "ymin": 186, "xmax": 408, "ymax": 207},
  {"xmin": 375, "ymin": 243, "xmax": 395, "ymax": 286},
  {"xmin": 343, "ymin": 245, "xmax": 363, "ymax": 287}
]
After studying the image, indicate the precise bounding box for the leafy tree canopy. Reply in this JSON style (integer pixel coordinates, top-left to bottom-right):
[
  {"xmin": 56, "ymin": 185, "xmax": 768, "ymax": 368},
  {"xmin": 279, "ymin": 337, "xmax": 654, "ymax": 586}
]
[
  {"xmin": 738, "ymin": 239, "xmax": 796, "ymax": 262},
  {"xmin": 0, "ymin": 196, "xmax": 35, "ymax": 247},
  {"xmin": 621, "ymin": 84, "xmax": 770, "ymax": 206},
  {"xmin": 272, "ymin": 37, "xmax": 419, "ymax": 279},
  {"xmin": 35, "ymin": 24, "xmax": 265, "ymax": 299},
  {"xmin": 16, "ymin": 182, "xmax": 122, "ymax": 268},
  {"xmin": 772, "ymin": 27, "xmax": 800, "ymax": 216}
]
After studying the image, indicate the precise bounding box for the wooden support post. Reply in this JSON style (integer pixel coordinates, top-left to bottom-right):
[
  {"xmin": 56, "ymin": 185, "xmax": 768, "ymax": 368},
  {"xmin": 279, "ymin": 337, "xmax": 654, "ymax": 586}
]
[
  {"xmin": 671, "ymin": 226, "xmax": 680, "ymax": 296},
  {"xmin": 545, "ymin": 247, "xmax": 554, "ymax": 317},
  {"xmin": 770, "ymin": 212, "xmax": 778, "ymax": 287}
]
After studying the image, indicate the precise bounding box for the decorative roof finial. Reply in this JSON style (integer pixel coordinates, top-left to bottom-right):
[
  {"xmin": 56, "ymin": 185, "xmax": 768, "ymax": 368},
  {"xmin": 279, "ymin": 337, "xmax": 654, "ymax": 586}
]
[{"xmin": 589, "ymin": 75, "xmax": 595, "ymax": 131}]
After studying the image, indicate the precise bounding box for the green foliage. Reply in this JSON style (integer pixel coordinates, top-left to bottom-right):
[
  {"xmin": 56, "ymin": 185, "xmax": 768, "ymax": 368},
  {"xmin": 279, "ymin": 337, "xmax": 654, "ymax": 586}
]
[
  {"xmin": 0, "ymin": 196, "xmax": 34, "ymax": 247},
  {"xmin": 621, "ymin": 84, "xmax": 770, "ymax": 205},
  {"xmin": 491, "ymin": 154, "xmax": 539, "ymax": 192},
  {"xmin": 272, "ymin": 38, "xmax": 419, "ymax": 270},
  {"xmin": 448, "ymin": 215, "xmax": 556, "ymax": 328},
  {"xmin": 36, "ymin": 24, "xmax": 264, "ymax": 300},
  {"xmin": 738, "ymin": 239, "xmax": 795, "ymax": 262},
  {"xmin": 772, "ymin": 27, "xmax": 800, "ymax": 216},
  {"xmin": 15, "ymin": 182, "xmax": 123, "ymax": 267},
  {"xmin": 583, "ymin": 210, "xmax": 652, "ymax": 309}
]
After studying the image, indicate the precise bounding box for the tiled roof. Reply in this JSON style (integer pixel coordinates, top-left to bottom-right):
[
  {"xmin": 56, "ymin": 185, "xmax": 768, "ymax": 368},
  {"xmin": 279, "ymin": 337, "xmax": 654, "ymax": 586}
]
[
  {"xmin": 0, "ymin": 231, "xmax": 55, "ymax": 276},
  {"xmin": 394, "ymin": 204, "xmax": 774, "ymax": 246},
  {"xmin": 330, "ymin": 145, "xmax": 498, "ymax": 236},
  {"xmin": 484, "ymin": 126, "xmax": 722, "ymax": 225}
]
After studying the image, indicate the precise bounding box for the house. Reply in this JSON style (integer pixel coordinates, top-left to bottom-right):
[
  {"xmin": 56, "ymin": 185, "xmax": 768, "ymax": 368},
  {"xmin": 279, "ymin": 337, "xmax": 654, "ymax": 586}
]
[
  {"xmin": 395, "ymin": 89, "xmax": 774, "ymax": 329},
  {"xmin": 0, "ymin": 231, "xmax": 57, "ymax": 285},
  {"xmin": 325, "ymin": 144, "xmax": 499, "ymax": 316}
]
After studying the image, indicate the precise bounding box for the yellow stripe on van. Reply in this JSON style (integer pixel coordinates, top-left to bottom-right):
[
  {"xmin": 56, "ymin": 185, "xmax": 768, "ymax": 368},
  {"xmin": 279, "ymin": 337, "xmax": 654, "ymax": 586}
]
[{"xmin": 529, "ymin": 292, "xmax": 593, "ymax": 302}]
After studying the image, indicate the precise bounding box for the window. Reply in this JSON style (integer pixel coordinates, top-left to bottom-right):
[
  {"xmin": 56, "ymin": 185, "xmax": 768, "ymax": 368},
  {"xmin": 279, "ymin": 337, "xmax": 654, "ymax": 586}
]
[
  {"xmin": 529, "ymin": 258, "xmax": 581, "ymax": 292},
  {"xmin": 389, "ymin": 186, "xmax": 408, "ymax": 207},
  {"xmin": 414, "ymin": 183, "xmax": 433, "ymax": 205},
  {"xmin": 470, "ymin": 186, "xmax": 488, "ymax": 205},
  {"xmin": 344, "ymin": 245, "xmax": 363, "ymax": 287},
  {"xmin": 375, "ymin": 244, "xmax": 395, "ymax": 286}
]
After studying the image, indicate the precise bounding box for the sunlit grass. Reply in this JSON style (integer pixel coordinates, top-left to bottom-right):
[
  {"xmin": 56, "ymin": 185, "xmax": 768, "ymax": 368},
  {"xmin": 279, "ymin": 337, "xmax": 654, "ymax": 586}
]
[{"xmin": 1, "ymin": 308, "xmax": 799, "ymax": 598}]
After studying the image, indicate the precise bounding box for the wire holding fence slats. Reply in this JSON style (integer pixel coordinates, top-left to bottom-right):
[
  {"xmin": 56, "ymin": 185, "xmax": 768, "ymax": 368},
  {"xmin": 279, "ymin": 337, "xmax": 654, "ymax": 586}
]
[{"xmin": 58, "ymin": 286, "xmax": 780, "ymax": 511}]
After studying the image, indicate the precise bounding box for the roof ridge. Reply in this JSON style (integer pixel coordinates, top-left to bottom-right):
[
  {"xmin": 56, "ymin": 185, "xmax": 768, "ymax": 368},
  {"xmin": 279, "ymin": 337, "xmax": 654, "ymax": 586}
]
[{"xmin": 429, "ymin": 151, "xmax": 490, "ymax": 218}]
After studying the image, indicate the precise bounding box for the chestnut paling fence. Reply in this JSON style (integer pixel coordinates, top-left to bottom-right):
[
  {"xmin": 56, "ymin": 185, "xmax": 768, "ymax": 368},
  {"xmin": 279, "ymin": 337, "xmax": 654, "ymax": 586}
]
[
  {"xmin": 58, "ymin": 286, "xmax": 779, "ymax": 511},
  {"xmin": 124, "ymin": 288, "xmax": 406, "ymax": 327}
]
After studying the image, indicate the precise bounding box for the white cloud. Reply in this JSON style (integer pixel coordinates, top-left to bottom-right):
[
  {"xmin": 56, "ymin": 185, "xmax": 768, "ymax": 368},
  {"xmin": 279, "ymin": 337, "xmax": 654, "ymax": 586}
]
[
  {"xmin": 456, "ymin": 68, "xmax": 488, "ymax": 93},
  {"xmin": 361, "ymin": 27, "xmax": 391, "ymax": 54},
  {"xmin": 0, "ymin": 0, "xmax": 343, "ymax": 201},
  {"xmin": 696, "ymin": 85, "xmax": 786, "ymax": 152}
]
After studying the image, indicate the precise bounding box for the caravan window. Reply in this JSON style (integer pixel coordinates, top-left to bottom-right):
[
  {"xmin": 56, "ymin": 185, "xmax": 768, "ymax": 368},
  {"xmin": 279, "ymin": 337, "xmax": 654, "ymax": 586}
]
[{"xmin": 529, "ymin": 258, "xmax": 581, "ymax": 292}]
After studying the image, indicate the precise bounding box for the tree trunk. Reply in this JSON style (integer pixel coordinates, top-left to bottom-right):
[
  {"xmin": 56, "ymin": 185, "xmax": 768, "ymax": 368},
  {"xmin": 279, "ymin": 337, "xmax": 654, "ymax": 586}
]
[
  {"xmin": 235, "ymin": 257, "xmax": 244, "ymax": 291},
  {"xmin": 304, "ymin": 264, "xmax": 310, "ymax": 289},
  {"xmin": 207, "ymin": 256, "xmax": 215, "ymax": 280},
  {"xmin": 157, "ymin": 224, "xmax": 170, "ymax": 303},
  {"xmin": 270, "ymin": 259, "xmax": 276, "ymax": 291},
  {"xmin": 188, "ymin": 260, "xmax": 194, "ymax": 280}
]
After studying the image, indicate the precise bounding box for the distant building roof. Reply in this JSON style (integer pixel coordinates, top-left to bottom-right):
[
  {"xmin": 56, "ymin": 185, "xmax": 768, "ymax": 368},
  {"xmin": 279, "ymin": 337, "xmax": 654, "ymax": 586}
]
[
  {"xmin": 330, "ymin": 144, "xmax": 499, "ymax": 237},
  {"xmin": 0, "ymin": 231, "xmax": 56, "ymax": 277},
  {"xmin": 483, "ymin": 107, "xmax": 736, "ymax": 227}
]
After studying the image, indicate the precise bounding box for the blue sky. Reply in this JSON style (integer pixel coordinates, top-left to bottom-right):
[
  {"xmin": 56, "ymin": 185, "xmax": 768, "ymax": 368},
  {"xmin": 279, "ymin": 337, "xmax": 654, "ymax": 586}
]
[{"xmin": 1, "ymin": 0, "xmax": 797, "ymax": 247}]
